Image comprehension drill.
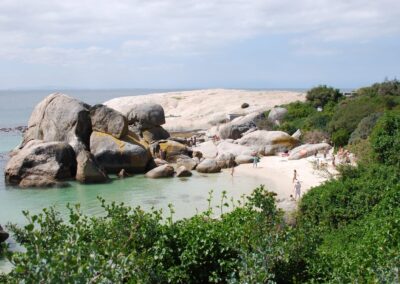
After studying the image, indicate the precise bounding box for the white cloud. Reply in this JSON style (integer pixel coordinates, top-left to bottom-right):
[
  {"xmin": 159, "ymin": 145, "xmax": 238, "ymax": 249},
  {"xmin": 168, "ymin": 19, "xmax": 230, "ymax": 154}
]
[{"xmin": 0, "ymin": 0, "xmax": 399, "ymax": 64}]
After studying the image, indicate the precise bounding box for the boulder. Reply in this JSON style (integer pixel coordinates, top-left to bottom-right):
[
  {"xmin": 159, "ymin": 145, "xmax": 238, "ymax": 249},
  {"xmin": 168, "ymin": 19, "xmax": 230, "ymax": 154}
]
[
  {"xmin": 288, "ymin": 143, "xmax": 332, "ymax": 160},
  {"xmin": 158, "ymin": 140, "xmax": 192, "ymax": 162},
  {"xmin": 90, "ymin": 131, "xmax": 151, "ymax": 174},
  {"xmin": 193, "ymin": 141, "xmax": 218, "ymax": 159},
  {"xmin": 268, "ymin": 107, "xmax": 288, "ymax": 125},
  {"xmin": 292, "ymin": 129, "xmax": 302, "ymax": 140},
  {"xmin": 196, "ymin": 158, "xmax": 221, "ymax": 173},
  {"xmin": 117, "ymin": 169, "xmax": 130, "ymax": 178},
  {"xmin": 216, "ymin": 141, "xmax": 254, "ymax": 157},
  {"xmin": 241, "ymin": 103, "xmax": 249, "ymax": 109},
  {"xmin": 19, "ymin": 175, "xmax": 69, "ymax": 188},
  {"xmin": 216, "ymin": 152, "xmax": 236, "ymax": 168},
  {"xmin": 90, "ymin": 104, "xmax": 128, "ymax": 139},
  {"xmin": 145, "ymin": 164, "xmax": 174, "ymax": 178},
  {"xmin": 237, "ymin": 130, "xmax": 299, "ymax": 155},
  {"xmin": 176, "ymin": 156, "xmax": 198, "ymax": 170},
  {"xmin": 176, "ymin": 166, "xmax": 192, "ymax": 177},
  {"xmin": 22, "ymin": 93, "xmax": 92, "ymax": 152},
  {"xmin": 142, "ymin": 126, "xmax": 170, "ymax": 144},
  {"xmin": 235, "ymin": 155, "xmax": 255, "ymax": 164},
  {"xmin": 112, "ymin": 102, "xmax": 165, "ymax": 129},
  {"xmin": 5, "ymin": 140, "xmax": 77, "ymax": 187},
  {"xmin": 75, "ymin": 151, "xmax": 108, "ymax": 183},
  {"xmin": 154, "ymin": 158, "xmax": 168, "ymax": 166},
  {"xmin": 0, "ymin": 225, "xmax": 9, "ymax": 243},
  {"xmin": 219, "ymin": 112, "xmax": 265, "ymax": 140}
]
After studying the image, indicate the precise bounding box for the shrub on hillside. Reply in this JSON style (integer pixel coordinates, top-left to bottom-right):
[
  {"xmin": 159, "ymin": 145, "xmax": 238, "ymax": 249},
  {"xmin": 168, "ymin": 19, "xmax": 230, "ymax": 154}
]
[
  {"xmin": 370, "ymin": 111, "xmax": 400, "ymax": 167},
  {"xmin": 349, "ymin": 112, "xmax": 382, "ymax": 144},
  {"xmin": 306, "ymin": 85, "xmax": 342, "ymax": 108},
  {"xmin": 357, "ymin": 79, "xmax": 400, "ymax": 97}
]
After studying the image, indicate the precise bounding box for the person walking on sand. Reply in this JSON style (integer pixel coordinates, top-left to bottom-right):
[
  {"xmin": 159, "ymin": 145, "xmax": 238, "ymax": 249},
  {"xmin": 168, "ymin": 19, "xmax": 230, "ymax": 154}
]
[
  {"xmin": 293, "ymin": 179, "xmax": 301, "ymax": 200},
  {"xmin": 231, "ymin": 165, "xmax": 235, "ymax": 176},
  {"xmin": 253, "ymin": 155, "xmax": 259, "ymax": 168},
  {"xmin": 292, "ymin": 169, "xmax": 298, "ymax": 183}
]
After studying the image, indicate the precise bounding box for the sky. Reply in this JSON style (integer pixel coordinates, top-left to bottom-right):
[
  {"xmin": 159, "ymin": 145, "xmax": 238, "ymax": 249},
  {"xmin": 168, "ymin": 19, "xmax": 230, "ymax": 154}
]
[{"xmin": 0, "ymin": 0, "xmax": 399, "ymax": 89}]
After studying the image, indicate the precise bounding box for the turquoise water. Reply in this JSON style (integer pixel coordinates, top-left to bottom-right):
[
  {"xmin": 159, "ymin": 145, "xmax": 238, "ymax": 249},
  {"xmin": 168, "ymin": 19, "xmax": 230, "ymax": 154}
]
[{"xmin": 0, "ymin": 89, "xmax": 272, "ymax": 273}]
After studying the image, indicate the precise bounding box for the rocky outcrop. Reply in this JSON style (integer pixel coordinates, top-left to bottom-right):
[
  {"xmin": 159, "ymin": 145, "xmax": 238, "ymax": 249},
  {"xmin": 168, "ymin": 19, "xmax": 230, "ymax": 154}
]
[
  {"xmin": 110, "ymin": 102, "xmax": 166, "ymax": 130},
  {"xmin": 196, "ymin": 158, "xmax": 221, "ymax": 173},
  {"xmin": 22, "ymin": 93, "xmax": 92, "ymax": 152},
  {"xmin": 216, "ymin": 141, "xmax": 254, "ymax": 157},
  {"xmin": 142, "ymin": 126, "xmax": 170, "ymax": 144},
  {"xmin": 235, "ymin": 155, "xmax": 255, "ymax": 164},
  {"xmin": 154, "ymin": 158, "xmax": 168, "ymax": 166},
  {"xmin": 176, "ymin": 156, "xmax": 198, "ymax": 170},
  {"xmin": 75, "ymin": 151, "xmax": 108, "ymax": 183},
  {"xmin": 288, "ymin": 143, "xmax": 332, "ymax": 160},
  {"xmin": 176, "ymin": 166, "xmax": 192, "ymax": 177},
  {"xmin": 90, "ymin": 131, "xmax": 150, "ymax": 174},
  {"xmin": 158, "ymin": 140, "xmax": 192, "ymax": 162},
  {"xmin": 0, "ymin": 225, "xmax": 9, "ymax": 243},
  {"xmin": 5, "ymin": 140, "xmax": 76, "ymax": 187},
  {"xmin": 90, "ymin": 104, "xmax": 128, "ymax": 139},
  {"xmin": 237, "ymin": 130, "xmax": 299, "ymax": 155},
  {"xmin": 268, "ymin": 107, "xmax": 288, "ymax": 125},
  {"xmin": 145, "ymin": 164, "xmax": 174, "ymax": 178},
  {"xmin": 219, "ymin": 112, "xmax": 265, "ymax": 140}
]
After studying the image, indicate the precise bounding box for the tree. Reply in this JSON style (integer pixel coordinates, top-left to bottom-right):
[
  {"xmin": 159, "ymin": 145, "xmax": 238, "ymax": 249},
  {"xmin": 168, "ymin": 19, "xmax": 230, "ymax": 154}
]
[{"xmin": 306, "ymin": 85, "xmax": 342, "ymax": 108}]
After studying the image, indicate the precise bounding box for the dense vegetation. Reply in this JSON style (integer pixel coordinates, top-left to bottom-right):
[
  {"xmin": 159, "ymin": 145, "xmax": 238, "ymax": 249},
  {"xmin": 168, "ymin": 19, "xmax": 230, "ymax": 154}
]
[{"xmin": 1, "ymin": 80, "xmax": 400, "ymax": 283}]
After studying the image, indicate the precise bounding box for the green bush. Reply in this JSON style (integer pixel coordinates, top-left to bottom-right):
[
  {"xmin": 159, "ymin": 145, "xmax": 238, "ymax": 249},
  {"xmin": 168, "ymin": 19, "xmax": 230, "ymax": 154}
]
[
  {"xmin": 370, "ymin": 111, "xmax": 400, "ymax": 167},
  {"xmin": 349, "ymin": 112, "xmax": 382, "ymax": 144},
  {"xmin": 357, "ymin": 79, "xmax": 400, "ymax": 97},
  {"xmin": 2, "ymin": 187, "xmax": 289, "ymax": 283},
  {"xmin": 306, "ymin": 85, "xmax": 342, "ymax": 108}
]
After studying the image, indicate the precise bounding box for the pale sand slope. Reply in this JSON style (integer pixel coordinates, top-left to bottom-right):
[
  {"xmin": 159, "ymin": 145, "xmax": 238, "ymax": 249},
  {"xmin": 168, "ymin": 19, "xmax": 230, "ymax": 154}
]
[
  {"xmin": 105, "ymin": 89, "xmax": 305, "ymax": 132},
  {"xmin": 224, "ymin": 156, "xmax": 331, "ymax": 211}
]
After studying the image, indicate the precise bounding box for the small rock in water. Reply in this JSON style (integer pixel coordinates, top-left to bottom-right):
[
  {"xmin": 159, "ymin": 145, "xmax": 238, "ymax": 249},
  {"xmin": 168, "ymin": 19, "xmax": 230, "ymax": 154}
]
[
  {"xmin": 176, "ymin": 166, "xmax": 192, "ymax": 177},
  {"xmin": 0, "ymin": 224, "xmax": 9, "ymax": 243},
  {"xmin": 117, "ymin": 169, "xmax": 130, "ymax": 178}
]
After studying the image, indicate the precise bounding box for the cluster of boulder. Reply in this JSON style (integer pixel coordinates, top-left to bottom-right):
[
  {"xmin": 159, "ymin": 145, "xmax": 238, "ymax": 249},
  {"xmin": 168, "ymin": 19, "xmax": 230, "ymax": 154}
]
[{"xmin": 4, "ymin": 95, "xmax": 332, "ymax": 188}]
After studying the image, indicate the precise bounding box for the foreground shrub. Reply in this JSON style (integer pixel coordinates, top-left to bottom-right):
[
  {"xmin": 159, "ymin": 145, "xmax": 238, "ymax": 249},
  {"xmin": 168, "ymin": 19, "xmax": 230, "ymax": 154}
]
[{"xmin": 2, "ymin": 187, "xmax": 289, "ymax": 283}]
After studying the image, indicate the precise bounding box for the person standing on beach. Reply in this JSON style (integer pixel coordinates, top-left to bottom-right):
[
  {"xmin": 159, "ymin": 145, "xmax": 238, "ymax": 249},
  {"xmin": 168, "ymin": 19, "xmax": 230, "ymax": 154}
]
[
  {"xmin": 292, "ymin": 169, "xmax": 298, "ymax": 183},
  {"xmin": 293, "ymin": 179, "xmax": 301, "ymax": 200},
  {"xmin": 253, "ymin": 155, "xmax": 259, "ymax": 168}
]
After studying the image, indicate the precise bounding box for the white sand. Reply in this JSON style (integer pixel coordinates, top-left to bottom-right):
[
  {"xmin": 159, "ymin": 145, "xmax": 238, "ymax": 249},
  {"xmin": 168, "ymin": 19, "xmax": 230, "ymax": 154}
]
[
  {"xmin": 224, "ymin": 156, "xmax": 333, "ymax": 210},
  {"xmin": 105, "ymin": 89, "xmax": 305, "ymax": 132}
]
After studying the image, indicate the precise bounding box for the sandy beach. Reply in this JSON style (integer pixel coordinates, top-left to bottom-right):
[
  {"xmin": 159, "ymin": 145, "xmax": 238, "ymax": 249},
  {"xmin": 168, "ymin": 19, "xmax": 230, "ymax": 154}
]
[{"xmin": 223, "ymin": 155, "xmax": 333, "ymax": 210}]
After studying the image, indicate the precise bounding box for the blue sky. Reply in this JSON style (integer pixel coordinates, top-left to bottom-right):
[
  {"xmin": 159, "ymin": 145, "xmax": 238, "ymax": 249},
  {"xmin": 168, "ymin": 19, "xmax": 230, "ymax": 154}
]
[{"xmin": 0, "ymin": 0, "xmax": 399, "ymax": 89}]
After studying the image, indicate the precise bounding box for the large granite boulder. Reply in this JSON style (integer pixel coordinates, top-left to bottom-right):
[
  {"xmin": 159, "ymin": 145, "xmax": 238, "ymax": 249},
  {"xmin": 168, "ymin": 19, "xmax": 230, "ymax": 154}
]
[
  {"xmin": 288, "ymin": 143, "xmax": 332, "ymax": 160},
  {"xmin": 268, "ymin": 107, "xmax": 288, "ymax": 125},
  {"xmin": 0, "ymin": 225, "xmax": 9, "ymax": 243},
  {"xmin": 90, "ymin": 131, "xmax": 151, "ymax": 174},
  {"xmin": 237, "ymin": 130, "xmax": 299, "ymax": 155},
  {"xmin": 219, "ymin": 112, "xmax": 264, "ymax": 140},
  {"xmin": 196, "ymin": 158, "xmax": 221, "ymax": 173},
  {"xmin": 158, "ymin": 140, "xmax": 192, "ymax": 162},
  {"xmin": 90, "ymin": 104, "xmax": 128, "ymax": 139},
  {"xmin": 142, "ymin": 126, "xmax": 170, "ymax": 144},
  {"xmin": 216, "ymin": 153, "xmax": 236, "ymax": 168},
  {"xmin": 145, "ymin": 164, "xmax": 174, "ymax": 178},
  {"xmin": 193, "ymin": 141, "xmax": 218, "ymax": 159},
  {"xmin": 235, "ymin": 155, "xmax": 255, "ymax": 164},
  {"xmin": 111, "ymin": 102, "xmax": 165, "ymax": 129},
  {"xmin": 216, "ymin": 141, "xmax": 254, "ymax": 157},
  {"xmin": 22, "ymin": 93, "xmax": 92, "ymax": 152},
  {"xmin": 5, "ymin": 140, "xmax": 76, "ymax": 187},
  {"xmin": 76, "ymin": 151, "xmax": 108, "ymax": 183},
  {"xmin": 176, "ymin": 156, "xmax": 198, "ymax": 170},
  {"xmin": 176, "ymin": 165, "xmax": 192, "ymax": 177}
]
